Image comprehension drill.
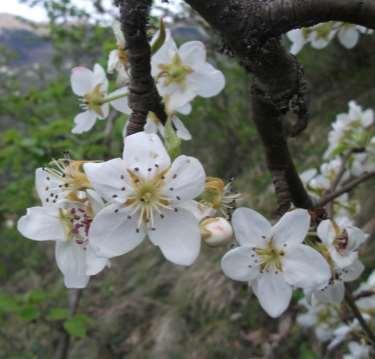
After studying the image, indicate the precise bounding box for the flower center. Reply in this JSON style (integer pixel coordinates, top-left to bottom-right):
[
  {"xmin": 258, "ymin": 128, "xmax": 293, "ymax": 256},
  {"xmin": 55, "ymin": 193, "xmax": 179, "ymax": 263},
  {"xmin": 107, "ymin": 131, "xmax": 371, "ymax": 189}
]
[
  {"xmin": 59, "ymin": 206, "xmax": 93, "ymax": 246},
  {"xmin": 43, "ymin": 159, "xmax": 91, "ymax": 204},
  {"xmin": 255, "ymin": 240, "xmax": 284, "ymax": 273},
  {"xmin": 82, "ymin": 84, "xmax": 106, "ymax": 115},
  {"xmin": 124, "ymin": 168, "xmax": 172, "ymax": 230},
  {"xmin": 158, "ymin": 54, "xmax": 193, "ymax": 86}
]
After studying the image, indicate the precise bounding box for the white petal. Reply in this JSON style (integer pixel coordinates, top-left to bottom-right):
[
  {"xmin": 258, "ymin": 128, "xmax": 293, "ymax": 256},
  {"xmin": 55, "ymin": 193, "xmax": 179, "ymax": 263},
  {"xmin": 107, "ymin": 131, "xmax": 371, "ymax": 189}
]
[
  {"xmin": 338, "ymin": 27, "xmax": 359, "ymax": 49},
  {"xmin": 221, "ymin": 247, "xmax": 260, "ymax": 282},
  {"xmin": 89, "ymin": 204, "xmax": 145, "ymax": 258},
  {"xmin": 85, "ymin": 189, "xmax": 105, "ymax": 215},
  {"xmin": 232, "ymin": 207, "xmax": 271, "ymax": 248},
  {"xmin": 55, "ymin": 241, "xmax": 89, "ymax": 289},
  {"xmin": 144, "ymin": 117, "xmax": 158, "ymax": 134},
  {"xmin": 162, "ymin": 155, "xmax": 205, "ymax": 202},
  {"xmin": 109, "ymin": 86, "xmax": 131, "ymax": 114},
  {"xmin": 85, "ymin": 245, "xmax": 109, "ymax": 276},
  {"xmin": 341, "ymin": 259, "xmax": 364, "ymax": 282},
  {"xmin": 93, "ymin": 63, "xmax": 108, "ymax": 92},
  {"xmin": 70, "ymin": 66, "xmax": 94, "ymax": 96},
  {"xmin": 252, "ymin": 272, "xmax": 293, "ymax": 318},
  {"xmin": 175, "ymin": 102, "xmax": 192, "ymax": 115},
  {"xmin": 178, "ymin": 200, "xmax": 216, "ymax": 221},
  {"xmin": 107, "ymin": 49, "xmax": 119, "ymax": 74},
  {"xmin": 287, "ymin": 29, "xmax": 306, "ymax": 55},
  {"xmin": 83, "ymin": 158, "xmax": 129, "ymax": 202},
  {"xmin": 317, "ymin": 219, "xmax": 336, "ymax": 246},
  {"xmin": 151, "ymin": 30, "xmax": 178, "ymax": 77},
  {"xmin": 314, "ymin": 281, "xmax": 345, "ymax": 304},
  {"xmin": 178, "ymin": 41, "xmax": 206, "ymax": 67},
  {"xmin": 112, "ymin": 20, "xmax": 125, "ymax": 48},
  {"xmin": 162, "ymin": 84, "xmax": 196, "ymax": 112},
  {"xmin": 148, "ymin": 208, "xmax": 201, "ymax": 266},
  {"xmin": 282, "ymin": 244, "xmax": 331, "ymax": 288},
  {"xmin": 187, "ymin": 63, "xmax": 225, "ymax": 98},
  {"xmin": 172, "ymin": 116, "xmax": 192, "ymax": 140},
  {"xmin": 72, "ymin": 111, "xmax": 97, "ymax": 134},
  {"xmin": 35, "ymin": 167, "xmax": 64, "ymax": 206},
  {"xmin": 123, "ymin": 132, "xmax": 171, "ymax": 177},
  {"xmin": 346, "ymin": 226, "xmax": 367, "ymax": 251},
  {"xmin": 17, "ymin": 206, "xmax": 65, "ymax": 241},
  {"xmin": 272, "ymin": 209, "xmax": 310, "ymax": 247},
  {"xmin": 97, "ymin": 103, "xmax": 110, "ymax": 120}
]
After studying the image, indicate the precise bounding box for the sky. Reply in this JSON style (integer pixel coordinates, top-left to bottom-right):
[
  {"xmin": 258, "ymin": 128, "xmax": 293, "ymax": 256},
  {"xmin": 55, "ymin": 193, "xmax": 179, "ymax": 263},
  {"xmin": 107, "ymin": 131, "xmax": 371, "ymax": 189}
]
[{"xmin": 0, "ymin": 0, "xmax": 181, "ymax": 22}]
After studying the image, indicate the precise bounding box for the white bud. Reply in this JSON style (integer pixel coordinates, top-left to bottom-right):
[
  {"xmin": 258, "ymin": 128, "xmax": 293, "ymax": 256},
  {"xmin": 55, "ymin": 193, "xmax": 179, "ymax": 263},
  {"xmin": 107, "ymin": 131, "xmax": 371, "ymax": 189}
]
[{"xmin": 200, "ymin": 217, "xmax": 233, "ymax": 247}]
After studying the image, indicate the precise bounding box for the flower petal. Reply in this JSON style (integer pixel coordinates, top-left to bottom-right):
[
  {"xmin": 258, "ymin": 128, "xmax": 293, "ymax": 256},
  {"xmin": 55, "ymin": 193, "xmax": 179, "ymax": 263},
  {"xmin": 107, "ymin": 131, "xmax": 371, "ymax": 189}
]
[
  {"xmin": 85, "ymin": 244, "xmax": 109, "ymax": 276},
  {"xmin": 107, "ymin": 49, "xmax": 119, "ymax": 74},
  {"xmin": 35, "ymin": 167, "xmax": 64, "ymax": 206},
  {"xmin": 252, "ymin": 272, "xmax": 293, "ymax": 318},
  {"xmin": 123, "ymin": 132, "xmax": 171, "ymax": 177},
  {"xmin": 341, "ymin": 259, "xmax": 364, "ymax": 282},
  {"xmin": 72, "ymin": 111, "xmax": 97, "ymax": 134},
  {"xmin": 70, "ymin": 66, "xmax": 94, "ymax": 96},
  {"xmin": 109, "ymin": 86, "xmax": 131, "ymax": 114},
  {"xmin": 187, "ymin": 63, "xmax": 225, "ymax": 98},
  {"xmin": 89, "ymin": 204, "xmax": 145, "ymax": 258},
  {"xmin": 231, "ymin": 207, "xmax": 271, "ymax": 248},
  {"xmin": 221, "ymin": 246, "xmax": 260, "ymax": 282},
  {"xmin": 282, "ymin": 244, "xmax": 331, "ymax": 288},
  {"xmin": 161, "ymin": 155, "xmax": 205, "ymax": 202},
  {"xmin": 272, "ymin": 209, "xmax": 310, "ymax": 247},
  {"xmin": 178, "ymin": 41, "xmax": 206, "ymax": 67},
  {"xmin": 313, "ymin": 280, "xmax": 345, "ymax": 304},
  {"xmin": 84, "ymin": 158, "xmax": 129, "ymax": 202},
  {"xmin": 55, "ymin": 241, "xmax": 89, "ymax": 288},
  {"xmin": 17, "ymin": 206, "xmax": 65, "ymax": 241},
  {"xmin": 338, "ymin": 27, "xmax": 359, "ymax": 49},
  {"xmin": 317, "ymin": 219, "xmax": 336, "ymax": 246},
  {"xmin": 93, "ymin": 63, "xmax": 108, "ymax": 92},
  {"xmin": 148, "ymin": 208, "xmax": 201, "ymax": 266},
  {"xmin": 172, "ymin": 116, "xmax": 192, "ymax": 140}
]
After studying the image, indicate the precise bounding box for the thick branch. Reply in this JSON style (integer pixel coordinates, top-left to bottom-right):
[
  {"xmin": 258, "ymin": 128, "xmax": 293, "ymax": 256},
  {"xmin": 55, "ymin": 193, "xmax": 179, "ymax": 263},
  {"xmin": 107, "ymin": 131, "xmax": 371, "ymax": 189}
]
[
  {"xmin": 258, "ymin": 0, "xmax": 375, "ymax": 37},
  {"xmin": 119, "ymin": 0, "xmax": 166, "ymax": 136}
]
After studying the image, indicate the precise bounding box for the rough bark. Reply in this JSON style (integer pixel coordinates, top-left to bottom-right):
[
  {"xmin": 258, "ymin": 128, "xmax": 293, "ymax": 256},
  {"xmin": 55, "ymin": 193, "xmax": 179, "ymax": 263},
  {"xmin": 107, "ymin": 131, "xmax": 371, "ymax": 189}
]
[{"xmin": 119, "ymin": 0, "xmax": 166, "ymax": 136}]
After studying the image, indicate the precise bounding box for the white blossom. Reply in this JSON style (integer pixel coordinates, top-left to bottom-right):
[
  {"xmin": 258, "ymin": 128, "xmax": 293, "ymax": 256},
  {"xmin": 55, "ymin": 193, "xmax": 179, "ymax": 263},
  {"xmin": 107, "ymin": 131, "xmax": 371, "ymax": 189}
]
[
  {"xmin": 70, "ymin": 64, "xmax": 131, "ymax": 134},
  {"xmin": 107, "ymin": 20, "xmax": 130, "ymax": 85},
  {"xmin": 221, "ymin": 208, "xmax": 330, "ymax": 317},
  {"xmin": 84, "ymin": 132, "xmax": 206, "ymax": 266},
  {"xmin": 297, "ymin": 298, "xmax": 340, "ymax": 342},
  {"xmin": 343, "ymin": 342, "xmax": 372, "ymax": 359},
  {"xmin": 200, "ymin": 217, "xmax": 233, "ymax": 247},
  {"xmin": 151, "ymin": 30, "xmax": 225, "ymax": 112},
  {"xmin": 17, "ymin": 190, "xmax": 109, "ymax": 288},
  {"xmin": 317, "ymin": 219, "xmax": 367, "ymax": 268}
]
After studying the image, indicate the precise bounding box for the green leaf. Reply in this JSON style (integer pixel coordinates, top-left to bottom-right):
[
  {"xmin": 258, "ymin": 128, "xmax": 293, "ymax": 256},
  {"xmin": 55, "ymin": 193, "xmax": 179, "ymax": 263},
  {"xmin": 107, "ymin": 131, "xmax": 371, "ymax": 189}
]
[
  {"xmin": 63, "ymin": 315, "xmax": 91, "ymax": 338},
  {"xmin": 0, "ymin": 293, "xmax": 19, "ymax": 313},
  {"xmin": 164, "ymin": 118, "xmax": 181, "ymax": 159},
  {"xmin": 151, "ymin": 18, "xmax": 166, "ymax": 55},
  {"xmin": 17, "ymin": 305, "xmax": 40, "ymax": 321},
  {"xmin": 47, "ymin": 308, "xmax": 70, "ymax": 321}
]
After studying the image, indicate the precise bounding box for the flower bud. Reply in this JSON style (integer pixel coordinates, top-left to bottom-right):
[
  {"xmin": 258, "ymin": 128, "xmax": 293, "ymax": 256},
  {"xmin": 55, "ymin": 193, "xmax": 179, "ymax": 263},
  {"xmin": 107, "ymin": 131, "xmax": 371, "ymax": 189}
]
[{"xmin": 200, "ymin": 217, "xmax": 233, "ymax": 247}]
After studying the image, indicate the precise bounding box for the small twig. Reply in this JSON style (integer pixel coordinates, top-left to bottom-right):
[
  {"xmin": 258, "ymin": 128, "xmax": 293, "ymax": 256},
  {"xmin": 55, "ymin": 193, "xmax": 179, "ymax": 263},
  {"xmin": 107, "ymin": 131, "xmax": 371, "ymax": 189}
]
[
  {"xmin": 353, "ymin": 289, "xmax": 375, "ymax": 301},
  {"xmin": 345, "ymin": 290, "xmax": 375, "ymax": 346},
  {"xmin": 54, "ymin": 289, "xmax": 82, "ymax": 359},
  {"xmin": 318, "ymin": 171, "xmax": 375, "ymax": 207}
]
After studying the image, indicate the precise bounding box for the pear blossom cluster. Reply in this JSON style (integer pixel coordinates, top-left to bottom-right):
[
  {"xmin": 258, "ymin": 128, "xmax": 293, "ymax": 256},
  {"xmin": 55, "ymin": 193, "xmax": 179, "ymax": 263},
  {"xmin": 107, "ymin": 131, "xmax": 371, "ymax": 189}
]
[
  {"xmin": 287, "ymin": 22, "xmax": 373, "ymax": 55},
  {"xmin": 15, "ymin": 17, "xmax": 375, "ymax": 355},
  {"xmin": 70, "ymin": 21, "xmax": 225, "ymax": 141},
  {"xmin": 298, "ymin": 271, "xmax": 375, "ymax": 358}
]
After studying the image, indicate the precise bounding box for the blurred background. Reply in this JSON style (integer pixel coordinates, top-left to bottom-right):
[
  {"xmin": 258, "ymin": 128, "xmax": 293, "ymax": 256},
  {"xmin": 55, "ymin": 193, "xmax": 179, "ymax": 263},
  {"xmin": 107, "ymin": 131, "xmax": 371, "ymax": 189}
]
[{"xmin": 0, "ymin": 1, "xmax": 374, "ymax": 358}]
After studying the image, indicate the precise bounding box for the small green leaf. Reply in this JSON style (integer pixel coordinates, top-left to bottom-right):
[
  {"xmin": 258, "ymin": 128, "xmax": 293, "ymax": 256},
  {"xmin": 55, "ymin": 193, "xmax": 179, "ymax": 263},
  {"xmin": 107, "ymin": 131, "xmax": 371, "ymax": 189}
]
[
  {"xmin": 151, "ymin": 18, "xmax": 166, "ymax": 55},
  {"xmin": 164, "ymin": 118, "xmax": 181, "ymax": 159},
  {"xmin": 17, "ymin": 305, "xmax": 40, "ymax": 321},
  {"xmin": 47, "ymin": 308, "xmax": 70, "ymax": 321},
  {"xmin": 63, "ymin": 315, "xmax": 89, "ymax": 338}
]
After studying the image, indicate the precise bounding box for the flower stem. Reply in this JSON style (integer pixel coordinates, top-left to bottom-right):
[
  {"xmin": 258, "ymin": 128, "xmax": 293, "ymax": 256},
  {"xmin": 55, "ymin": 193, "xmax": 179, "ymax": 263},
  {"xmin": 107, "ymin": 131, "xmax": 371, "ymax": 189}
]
[
  {"xmin": 103, "ymin": 92, "xmax": 128, "ymax": 103},
  {"xmin": 54, "ymin": 289, "xmax": 82, "ymax": 359},
  {"xmin": 345, "ymin": 289, "xmax": 375, "ymax": 346}
]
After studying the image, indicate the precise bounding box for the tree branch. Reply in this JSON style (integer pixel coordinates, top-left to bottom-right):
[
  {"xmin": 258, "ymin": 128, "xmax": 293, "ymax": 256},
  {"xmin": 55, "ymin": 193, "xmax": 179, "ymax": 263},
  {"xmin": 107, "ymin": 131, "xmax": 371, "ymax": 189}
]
[
  {"xmin": 318, "ymin": 171, "xmax": 375, "ymax": 207},
  {"xmin": 345, "ymin": 289, "xmax": 375, "ymax": 346},
  {"xmin": 118, "ymin": 0, "xmax": 167, "ymax": 136}
]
